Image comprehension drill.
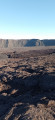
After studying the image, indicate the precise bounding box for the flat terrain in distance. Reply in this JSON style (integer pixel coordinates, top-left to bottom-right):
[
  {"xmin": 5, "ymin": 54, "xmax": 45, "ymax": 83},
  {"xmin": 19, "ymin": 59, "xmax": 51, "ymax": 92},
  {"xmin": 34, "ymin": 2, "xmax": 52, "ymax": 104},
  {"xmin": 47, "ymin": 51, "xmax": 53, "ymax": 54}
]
[
  {"xmin": 0, "ymin": 46, "xmax": 55, "ymax": 120},
  {"xmin": 0, "ymin": 46, "xmax": 55, "ymax": 53}
]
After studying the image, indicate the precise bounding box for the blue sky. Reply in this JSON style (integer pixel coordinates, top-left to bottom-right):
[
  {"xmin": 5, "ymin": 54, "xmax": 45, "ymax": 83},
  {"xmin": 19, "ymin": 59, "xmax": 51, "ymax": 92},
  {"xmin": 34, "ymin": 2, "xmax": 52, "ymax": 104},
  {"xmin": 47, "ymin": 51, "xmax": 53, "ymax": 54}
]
[{"xmin": 0, "ymin": 0, "xmax": 55, "ymax": 39}]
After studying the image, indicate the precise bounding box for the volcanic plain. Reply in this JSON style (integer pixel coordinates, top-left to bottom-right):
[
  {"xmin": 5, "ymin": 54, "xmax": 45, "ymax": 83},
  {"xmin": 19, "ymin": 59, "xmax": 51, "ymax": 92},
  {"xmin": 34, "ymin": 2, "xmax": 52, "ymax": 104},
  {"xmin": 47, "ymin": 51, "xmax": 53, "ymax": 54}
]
[{"xmin": 0, "ymin": 47, "xmax": 55, "ymax": 120}]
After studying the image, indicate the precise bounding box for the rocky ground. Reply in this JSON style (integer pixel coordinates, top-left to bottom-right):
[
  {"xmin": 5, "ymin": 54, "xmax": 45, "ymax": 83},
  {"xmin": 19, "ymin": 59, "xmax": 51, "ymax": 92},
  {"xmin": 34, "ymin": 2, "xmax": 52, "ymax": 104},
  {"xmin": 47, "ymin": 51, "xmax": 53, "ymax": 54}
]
[{"xmin": 0, "ymin": 48, "xmax": 55, "ymax": 120}]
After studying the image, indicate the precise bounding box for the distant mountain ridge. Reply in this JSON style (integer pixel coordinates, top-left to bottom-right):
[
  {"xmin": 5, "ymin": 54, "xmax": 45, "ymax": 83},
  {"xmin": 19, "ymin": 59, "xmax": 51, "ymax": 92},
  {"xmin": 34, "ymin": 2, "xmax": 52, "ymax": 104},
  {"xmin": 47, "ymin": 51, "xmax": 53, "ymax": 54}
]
[{"xmin": 0, "ymin": 39, "xmax": 55, "ymax": 48}]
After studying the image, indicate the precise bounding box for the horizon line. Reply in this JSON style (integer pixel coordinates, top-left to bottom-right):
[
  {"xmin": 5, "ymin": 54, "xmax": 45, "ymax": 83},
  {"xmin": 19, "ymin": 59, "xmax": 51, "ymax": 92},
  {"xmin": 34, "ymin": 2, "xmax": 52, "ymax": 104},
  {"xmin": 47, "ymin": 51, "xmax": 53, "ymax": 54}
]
[{"xmin": 0, "ymin": 38, "xmax": 55, "ymax": 40}]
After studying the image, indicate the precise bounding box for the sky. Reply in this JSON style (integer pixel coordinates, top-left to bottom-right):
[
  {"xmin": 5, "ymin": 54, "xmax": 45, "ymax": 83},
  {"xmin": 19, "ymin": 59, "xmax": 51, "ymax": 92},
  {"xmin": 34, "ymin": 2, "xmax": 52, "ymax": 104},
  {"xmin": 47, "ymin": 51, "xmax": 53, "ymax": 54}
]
[{"xmin": 0, "ymin": 0, "xmax": 55, "ymax": 39}]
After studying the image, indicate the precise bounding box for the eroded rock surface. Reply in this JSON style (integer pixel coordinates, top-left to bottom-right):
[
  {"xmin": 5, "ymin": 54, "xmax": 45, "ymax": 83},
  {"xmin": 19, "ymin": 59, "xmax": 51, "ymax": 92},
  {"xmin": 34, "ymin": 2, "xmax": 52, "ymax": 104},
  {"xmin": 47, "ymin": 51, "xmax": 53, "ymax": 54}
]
[{"xmin": 0, "ymin": 48, "xmax": 55, "ymax": 120}]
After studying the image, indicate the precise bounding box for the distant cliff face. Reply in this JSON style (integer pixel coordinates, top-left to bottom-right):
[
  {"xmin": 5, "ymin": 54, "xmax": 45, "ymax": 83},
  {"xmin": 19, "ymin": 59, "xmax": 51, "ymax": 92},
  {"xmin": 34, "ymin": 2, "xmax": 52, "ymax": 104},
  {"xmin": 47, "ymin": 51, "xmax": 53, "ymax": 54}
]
[{"xmin": 0, "ymin": 39, "xmax": 55, "ymax": 48}]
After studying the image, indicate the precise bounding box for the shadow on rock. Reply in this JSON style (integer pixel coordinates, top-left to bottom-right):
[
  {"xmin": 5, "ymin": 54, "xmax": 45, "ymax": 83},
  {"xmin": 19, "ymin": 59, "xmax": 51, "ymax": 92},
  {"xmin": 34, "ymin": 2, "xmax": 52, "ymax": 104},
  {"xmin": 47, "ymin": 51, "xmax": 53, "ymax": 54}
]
[{"xmin": 0, "ymin": 71, "xmax": 55, "ymax": 120}]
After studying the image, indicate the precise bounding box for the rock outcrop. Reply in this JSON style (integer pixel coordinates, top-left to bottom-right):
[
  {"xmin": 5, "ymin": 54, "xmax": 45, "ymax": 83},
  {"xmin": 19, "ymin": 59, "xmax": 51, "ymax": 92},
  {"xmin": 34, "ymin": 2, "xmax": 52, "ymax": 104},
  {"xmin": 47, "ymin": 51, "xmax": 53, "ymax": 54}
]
[{"xmin": 0, "ymin": 39, "xmax": 55, "ymax": 48}]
